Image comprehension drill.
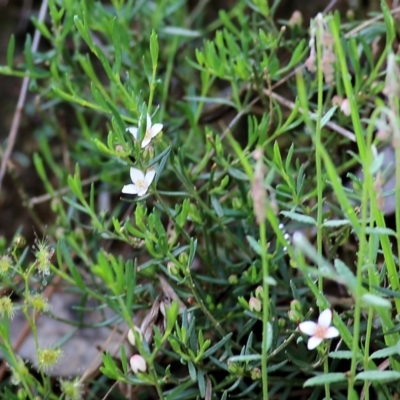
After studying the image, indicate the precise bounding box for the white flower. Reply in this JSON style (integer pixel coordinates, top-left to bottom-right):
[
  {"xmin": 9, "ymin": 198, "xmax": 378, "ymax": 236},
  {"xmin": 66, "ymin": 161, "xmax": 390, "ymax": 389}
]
[
  {"xmin": 122, "ymin": 167, "xmax": 156, "ymax": 196},
  {"xmin": 130, "ymin": 354, "xmax": 147, "ymax": 374},
  {"xmin": 298, "ymin": 309, "xmax": 339, "ymax": 350},
  {"xmin": 127, "ymin": 114, "xmax": 163, "ymax": 148}
]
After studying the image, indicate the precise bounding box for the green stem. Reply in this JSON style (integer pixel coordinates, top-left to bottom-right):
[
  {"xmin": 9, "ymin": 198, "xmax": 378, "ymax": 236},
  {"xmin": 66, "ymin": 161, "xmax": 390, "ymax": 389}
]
[
  {"xmin": 315, "ymin": 15, "xmax": 330, "ymax": 400},
  {"xmin": 260, "ymin": 220, "xmax": 269, "ymax": 400}
]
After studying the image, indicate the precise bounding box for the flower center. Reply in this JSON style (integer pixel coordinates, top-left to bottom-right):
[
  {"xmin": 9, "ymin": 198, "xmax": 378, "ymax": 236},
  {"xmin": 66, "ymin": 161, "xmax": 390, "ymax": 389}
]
[
  {"xmin": 314, "ymin": 325, "xmax": 328, "ymax": 339},
  {"xmin": 136, "ymin": 179, "xmax": 146, "ymax": 189},
  {"xmin": 144, "ymin": 129, "xmax": 152, "ymax": 141}
]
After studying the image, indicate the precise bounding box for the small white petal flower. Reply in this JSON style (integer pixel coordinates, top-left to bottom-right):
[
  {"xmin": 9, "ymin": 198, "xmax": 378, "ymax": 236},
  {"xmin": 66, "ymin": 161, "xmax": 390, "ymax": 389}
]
[
  {"xmin": 122, "ymin": 167, "xmax": 156, "ymax": 197},
  {"xmin": 126, "ymin": 114, "xmax": 163, "ymax": 149},
  {"xmin": 130, "ymin": 354, "xmax": 147, "ymax": 374},
  {"xmin": 126, "ymin": 126, "xmax": 139, "ymax": 140},
  {"xmin": 298, "ymin": 309, "xmax": 339, "ymax": 350}
]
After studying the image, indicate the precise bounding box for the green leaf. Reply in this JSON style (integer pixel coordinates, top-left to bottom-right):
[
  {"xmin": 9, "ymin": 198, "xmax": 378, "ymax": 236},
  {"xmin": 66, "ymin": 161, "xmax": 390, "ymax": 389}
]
[
  {"xmin": 334, "ymin": 259, "xmax": 357, "ymax": 291},
  {"xmin": 246, "ymin": 235, "xmax": 262, "ymax": 255},
  {"xmin": 202, "ymin": 333, "xmax": 233, "ymax": 359},
  {"xmin": 355, "ymin": 371, "xmax": 400, "ymax": 382},
  {"xmin": 31, "ymin": 17, "xmax": 53, "ymax": 41},
  {"xmin": 165, "ymin": 301, "xmax": 180, "ymax": 333},
  {"xmin": 153, "ymin": 146, "xmax": 171, "ymax": 184},
  {"xmin": 321, "ymin": 106, "xmax": 337, "ymax": 128},
  {"xmin": 188, "ymin": 361, "xmax": 197, "ymax": 381},
  {"xmin": 23, "ymin": 35, "xmax": 34, "ymax": 72},
  {"xmin": 265, "ymin": 322, "xmax": 273, "ymax": 353},
  {"xmin": 197, "ymin": 369, "xmax": 206, "ymax": 397},
  {"xmin": 228, "ymin": 354, "xmax": 261, "ymax": 362},
  {"xmin": 162, "ymin": 27, "xmax": 201, "ymax": 37},
  {"xmin": 322, "ymin": 219, "xmax": 350, "ymax": 227},
  {"xmin": 165, "ymin": 380, "xmax": 194, "ymax": 400},
  {"xmin": 328, "ymin": 350, "xmax": 354, "ymax": 359},
  {"xmin": 280, "ymin": 211, "xmax": 317, "ymax": 225},
  {"xmin": 369, "ymin": 341, "xmax": 400, "ymax": 359},
  {"xmin": 111, "ymin": 18, "xmax": 122, "ymax": 73},
  {"xmin": 150, "ymin": 30, "xmax": 159, "ymax": 70},
  {"xmin": 304, "ymin": 373, "xmax": 347, "ymax": 387},
  {"xmin": 364, "ymin": 227, "xmax": 396, "ymax": 236},
  {"xmin": 58, "ymin": 241, "xmax": 85, "ymax": 290},
  {"xmin": 185, "ymin": 96, "xmax": 236, "ymax": 108},
  {"xmin": 6, "ymin": 35, "xmax": 15, "ymax": 69},
  {"xmin": 228, "ymin": 167, "xmax": 249, "ymax": 181},
  {"xmin": 211, "ymin": 196, "xmax": 224, "ymax": 218},
  {"xmin": 361, "ymin": 293, "xmax": 392, "ymax": 309}
]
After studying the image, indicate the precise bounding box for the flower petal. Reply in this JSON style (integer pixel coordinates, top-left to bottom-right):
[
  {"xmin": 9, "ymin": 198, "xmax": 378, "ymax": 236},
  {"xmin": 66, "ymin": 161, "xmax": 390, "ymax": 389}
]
[
  {"xmin": 141, "ymin": 137, "xmax": 152, "ymax": 148},
  {"xmin": 150, "ymin": 123, "xmax": 163, "ymax": 138},
  {"xmin": 137, "ymin": 187, "xmax": 148, "ymax": 196},
  {"xmin": 127, "ymin": 126, "xmax": 139, "ymax": 140},
  {"xmin": 318, "ymin": 309, "xmax": 333, "ymax": 327},
  {"xmin": 122, "ymin": 184, "xmax": 139, "ymax": 194},
  {"xmin": 325, "ymin": 326, "xmax": 339, "ymax": 339},
  {"xmin": 130, "ymin": 354, "xmax": 147, "ymax": 374},
  {"xmin": 130, "ymin": 167, "xmax": 145, "ymax": 183},
  {"xmin": 307, "ymin": 336, "xmax": 323, "ymax": 350},
  {"xmin": 146, "ymin": 114, "xmax": 152, "ymax": 130},
  {"xmin": 144, "ymin": 169, "xmax": 156, "ymax": 186},
  {"xmin": 298, "ymin": 321, "xmax": 317, "ymax": 336}
]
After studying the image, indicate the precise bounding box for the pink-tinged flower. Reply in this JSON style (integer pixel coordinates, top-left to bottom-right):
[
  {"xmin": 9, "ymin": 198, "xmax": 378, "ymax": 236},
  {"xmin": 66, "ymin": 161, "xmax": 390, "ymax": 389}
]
[
  {"xmin": 298, "ymin": 309, "xmax": 339, "ymax": 350},
  {"xmin": 127, "ymin": 114, "xmax": 163, "ymax": 149},
  {"xmin": 249, "ymin": 297, "xmax": 262, "ymax": 312},
  {"xmin": 340, "ymin": 98, "xmax": 351, "ymax": 116},
  {"xmin": 122, "ymin": 167, "xmax": 156, "ymax": 196},
  {"xmin": 130, "ymin": 354, "xmax": 147, "ymax": 374}
]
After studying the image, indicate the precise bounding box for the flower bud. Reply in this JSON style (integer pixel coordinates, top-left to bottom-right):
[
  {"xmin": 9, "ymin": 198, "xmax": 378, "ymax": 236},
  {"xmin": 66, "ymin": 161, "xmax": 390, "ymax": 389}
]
[
  {"xmin": 13, "ymin": 234, "xmax": 26, "ymax": 248},
  {"xmin": 331, "ymin": 95, "xmax": 343, "ymax": 107},
  {"xmin": 346, "ymin": 9, "xmax": 355, "ymax": 20},
  {"xmin": 232, "ymin": 197, "xmax": 242, "ymax": 210},
  {"xmin": 143, "ymin": 145, "xmax": 155, "ymax": 160},
  {"xmin": 0, "ymin": 255, "xmax": 13, "ymax": 275},
  {"xmin": 37, "ymin": 348, "xmax": 62, "ymax": 372},
  {"xmin": 227, "ymin": 360, "xmax": 242, "ymax": 374},
  {"xmin": 278, "ymin": 318, "xmax": 286, "ymax": 329},
  {"xmin": 255, "ymin": 286, "xmax": 263, "ymax": 300},
  {"xmin": 288, "ymin": 10, "xmax": 303, "ymax": 28},
  {"xmin": 167, "ymin": 261, "xmax": 179, "ymax": 277},
  {"xmin": 251, "ymin": 367, "xmax": 262, "ymax": 380},
  {"xmin": 115, "ymin": 144, "xmax": 124, "ymax": 153},
  {"xmin": 288, "ymin": 309, "xmax": 301, "ymax": 323},
  {"xmin": 127, "ymin": 326, "xmax": 143, "ymax": 346},
  {"xmin": 27, "ymin": 294, "xmax": 49, "ymax": 312},
  {"xmin": 228, "ymin": 275, "xmax": 238, "ymax": 284},
  {"xmin": 178, "ymin": 252, "xmax": 188, "ymax": 266},
  {"xmin": 130, "ymin": 354, "xmax": 147, "ymax": 374},
  {"xmin": 0, "ymin": 296, "xmax": 14, "ymax": 318},
  {"xmin": 290, "ymin": 299, "xmax": 302, "ymax": 313},
  {"xmin": 59, "ymin": 378, "xmax": 83, "ymax": 400},
  {"xmin": 340, "ymin": 98, "xmax": 351, "ymax": 116},
  {"xmin": 188, "ymin": 203, "xmax": 202, "ymax": 224},
  {"xmin": 249, "ymin": 297, "xmax": 262, "ymax": 313}
]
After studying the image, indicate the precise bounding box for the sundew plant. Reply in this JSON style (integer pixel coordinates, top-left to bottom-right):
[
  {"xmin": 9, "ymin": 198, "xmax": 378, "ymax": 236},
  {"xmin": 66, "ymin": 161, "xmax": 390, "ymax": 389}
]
[{"xmin": 1, "ymin": 0, "xmax": 400, "ymax": 399}]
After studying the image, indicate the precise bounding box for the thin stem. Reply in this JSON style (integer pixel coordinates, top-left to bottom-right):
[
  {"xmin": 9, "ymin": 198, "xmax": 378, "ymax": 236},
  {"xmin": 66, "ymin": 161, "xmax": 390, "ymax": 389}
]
[
  {"xmin": 260, "ymin": 220, "xmax": 269, "ymax": 400},
  {"xmin": 315, "ymin": 15, "xmax": 330, "ymax": 400},
  {"xmin": 363, "ymin": 306, "xmax": 373, "ymax": 400}
]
